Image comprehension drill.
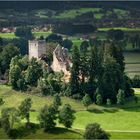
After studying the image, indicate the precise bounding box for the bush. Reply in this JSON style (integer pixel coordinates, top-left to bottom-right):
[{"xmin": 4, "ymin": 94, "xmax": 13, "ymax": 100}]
[
  {"xmin": 84, "ymin": 123, "xmax": 110, "ymax": 139},
  {"xmin": 96, "ymin": 94, "xmax": 103, "ymax": 105},
  {"xmin": 82, "ymin": 94, "xmax": 92, "ymax": 109},
  {"xmin": 72, "ymin": 94, "xmax": 83, "ymax": 100},
  {"xmin": 7, "ymin": 129, "xmax": 19, "ymax": 139},
  {"xmin": 59, "ymin": 104, "xmax": 75, "ymax": 128},
  {"xmin": 38, "ymin": 105, "xmax": 57, "ymax": 131},
  {"xmin": 132, "ymin": 75, "xmax": 140, "ymax": 88}
]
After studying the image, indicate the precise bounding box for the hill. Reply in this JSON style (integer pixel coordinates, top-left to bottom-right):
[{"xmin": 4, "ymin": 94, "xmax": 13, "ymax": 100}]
[
  {"xmin": 0, "ymin": 85, "xmax": 140, "ymax": 139},
  {"xmin": 0, "ymin": 1, "xmax": 139, "ymax": 28}
]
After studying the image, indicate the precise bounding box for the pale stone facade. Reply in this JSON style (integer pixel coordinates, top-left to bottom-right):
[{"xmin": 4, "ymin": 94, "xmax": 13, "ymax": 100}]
[
  {"xmin": 28, "ymin": 40, "xmax": 46, "ymax": 59},
  {"xmin": 51, "ymin": 45, "xmax": 71, "ymax": 75}
]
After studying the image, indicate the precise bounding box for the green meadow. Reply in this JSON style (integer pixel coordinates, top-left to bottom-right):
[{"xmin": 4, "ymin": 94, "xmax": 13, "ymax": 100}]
[{"xmin": 0, "ymin": 85, "xmax": 140, "ymax": 139}]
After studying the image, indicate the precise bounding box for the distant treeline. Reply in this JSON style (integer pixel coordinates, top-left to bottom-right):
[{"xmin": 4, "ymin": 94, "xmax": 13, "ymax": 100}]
[
  {"xmin": 53, "ymin": 23, "xmax": 97, "ymax": 35},
  {"xmin": 0, "ymin": 1, "xmax": 139, "ymax": 11}
]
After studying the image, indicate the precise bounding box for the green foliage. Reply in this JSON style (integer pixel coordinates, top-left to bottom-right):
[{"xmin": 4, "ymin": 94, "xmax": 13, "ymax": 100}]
[
  {"xmin": 38, "ymin": 105, "xmax": 57, "ymax": 131},
  {"xmin": 84, "ymin": 123, "xmax": 110, "ymax": 139},
  {"xmin": 132, "ymin": 75, "xmax": 140, "ymax": 88},
  {"xmin": 25, "ymin": 58, "xmax": 43, "ymax": 86},
  {"xmin": 1, "ymin": 107, "xmax": 20, "ymax": 133},
  {"xmin": 62, "ymin": 39, "xmax": 73, "ymax": 50},
  {"xmin": 101, "ymin": 56, "xmax": 124, "ymax": 103},
  {"xmin": 18, "ymin": 98, "xmax": 32, "ymax": 124},
  {"xmin": 96, "ymin": 94, "xmax": 103, "ymax": 105},
  {"xmin": 117, "ymin": 89, "xmax": 125, "ymax": 105},
  {"xmin": 107, "ymin": 29, "xmax": 124, "ymax": 41},
  {"xmin": 70, "ymin": 46, "xmax": 80, "ymax": 95},
  {"xmin": 9, "ymin": 65, "xmax": 21, "ymax": 90},
  {"xmin": 37, "ymin": 78, "xmax": 52, "ymax": 95},
  {"xmin": 59, "ymin": 104, "xmax": 75, "ymax": 128},
  {"xmin": 53, "ymin": 94, "xmax": 61, "ymax": 110},
  {"xmin": 80, "ymin": 40, "xmax": 89, "ymax": 51},
  {"xmin": 46, "ymin": 33, "xmax": 62, "ymax": 44},
  {"xmin": 82, "ymin": 94, "xmax": 92, "ymax": 108},
  {"xmin": 15, "ymin": 26, "xmax": 33, "ymax": 39},
  {"xmin": 0, "ymin": 44, "xmax": 19, "ymax": 74}
]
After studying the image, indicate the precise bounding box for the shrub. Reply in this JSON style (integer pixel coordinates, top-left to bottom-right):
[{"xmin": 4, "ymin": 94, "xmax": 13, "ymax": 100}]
[
  {"xmin": 82, "ymin": 94, "xmax": 92, "ymax": 109},
  {"xmin": 84, "ymin": 123, "xmax": 110, "ymax": 139},
  {"xmin": 59, "ymin": 104, "xmax": 75, "ymax": 128},
  {"xmin": 38, "ymin": 105, "xmax": 57, "ymax": 131},
  {"xmin": 96, "ymin": 94, "xmax": 103, "ymax": 105},
  {"xmin": 132, "ymin": 75, "xmax": 140, "ymax": 88},
  {"xmin": 72, "ymin": 94, "xmax": 83, "ymax": 100}
]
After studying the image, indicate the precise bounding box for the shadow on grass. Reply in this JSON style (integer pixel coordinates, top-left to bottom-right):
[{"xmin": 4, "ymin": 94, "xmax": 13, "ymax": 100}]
[
  {"xmin": 10, "ymin": 123, "xmax": 39, "ymax": 139},
  {"xmin": 103, "ymin": 108, "xmax": 118, "ymax": 113},
  {"xmin": 87, "ymin": 108, "xmax": 104, "ymax": 113},
  {"xmin": 48, "ymin": 127, "xmax": 83, "ymax": 136}
]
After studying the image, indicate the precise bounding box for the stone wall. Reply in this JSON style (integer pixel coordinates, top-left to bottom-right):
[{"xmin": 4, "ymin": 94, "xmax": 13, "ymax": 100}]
[
  {"xmin": 28, "ymin": 40, "xmax": 46, "ymax": 59},
  {"xmin": 51, "ymin": 45, "xmax": 71, "ymax": 75}
]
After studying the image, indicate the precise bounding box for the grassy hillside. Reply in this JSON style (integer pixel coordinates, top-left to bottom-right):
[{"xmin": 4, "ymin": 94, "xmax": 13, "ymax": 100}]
[{"xmin": 0, "ymin": 85, "xmax": 140, "ymax": 139}]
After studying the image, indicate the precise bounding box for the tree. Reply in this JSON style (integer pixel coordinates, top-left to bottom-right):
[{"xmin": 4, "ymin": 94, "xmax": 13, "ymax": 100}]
[
  {"xmin": 96, "ymin": 94, "xmax": 103, "ymax": 105},
  {"xmin": 25, "ymin": 58, "xmax": 43, "ymax": 86},
  {"xmin": 1, "ymin": 108, "xmax": 20, "ymax": 133},
  {"xmin": 132, "ymin": 75, "xmax": 140, "ymax": 88},
  {"xmin": 15, "ymin": 26, "xmax": 33, "ymax": 40},
  {"xmin": 107, "ymin": 29, "xmax": 124, "ymax": 41},
  {"xmin": 79, "ymin": 47, "xmax": 89, "ymax": 94},
  {"xmin": 12, "ymin": 38, "xmax": 28, "ymax": 55},
  {"xmin": 80, "ymin": 40, "xmax": 89, "ymax": 51},
  {"xmin": 9, "ymin": 65, "xmax": 21, "ymax": 90},
  {"xmin": 70, "ymin": 46, "xmax": 80, "ymax": 95},
  {"xmin": 59, "ymin": 104, "xmax": 75, "ymax": 128},
  {"xmin": 53, "ymin": 94, "xmax": 62, "ymax": 110},
  {"xmin": 84, "ymin": 123, "xmax": 110, "ymax": 139},
  {"xmin": 46, "ymin": 33, "xmax": 62, "ymax": 44},
  {"xmin": 62, "ymin": 39, "xmax": 73, "ymax": 50},
  {"xmin": 82, "ymin": 94, "xmax": 92, "ymax": 109},
  {"xmin": 117, "ymin": 89, "xmax": 125, "ymax": 105},
  {"xmin": 101, "ymin": 56, "xmax": 123, "ymax": 103},
  {"xmin": 18, "ymin": 98, "xmax": 32, "ymax": 125},
  {"xmin": 0, "ymin": 37, "xmax": 3, "ymax": 46},
  {"xmin": 0, "ymin": 44, "xmax": 19, "ymax": 74},
  {"xmin": 38, "ymin": 105, "xmax": 57, "ymax": 131}
]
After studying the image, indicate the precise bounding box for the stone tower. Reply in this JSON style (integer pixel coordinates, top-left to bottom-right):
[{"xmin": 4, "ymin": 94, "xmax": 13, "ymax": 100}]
[{"xmin": 28, "ymin": 40, "xmax": 46, "ymax": 59}]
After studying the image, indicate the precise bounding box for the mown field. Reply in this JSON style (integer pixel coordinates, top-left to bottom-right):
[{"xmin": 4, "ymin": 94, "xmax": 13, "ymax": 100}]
[{"xmin": 0, "ymin": 85, "xmax": 140, "ymax": 139}]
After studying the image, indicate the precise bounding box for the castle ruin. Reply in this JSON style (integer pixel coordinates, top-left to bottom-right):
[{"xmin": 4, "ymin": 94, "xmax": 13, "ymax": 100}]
[
  {"xmin": 28, "ymin": 40, "xmax": 71, "ymax": 76},
  {"xmin": 28, "ymin": 40, "xmax": 46, "ymax": 59},
  {"xmin": 51, "ymin": 45, "xmax": 71, "ymax": 75}
]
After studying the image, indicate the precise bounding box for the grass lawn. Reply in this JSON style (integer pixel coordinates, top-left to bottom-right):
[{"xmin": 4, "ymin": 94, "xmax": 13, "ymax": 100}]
[
  {"xmin": 33, "ymin": 31, "xmax": 52, "ymax": 38},
  {"xmin": 0, "ymin": 32, "xmax": 51, "ymax": 39},
  {"xmin": 0, "ymin": 33, "xmax": 16, "ymax": 39},
  {"xmin": 98, "ymin": 27, "xmax": 140, "ymax": 32},
  {"xmin": 0, "ymin": 85, "xmax": 140, "ymax": 139}
]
